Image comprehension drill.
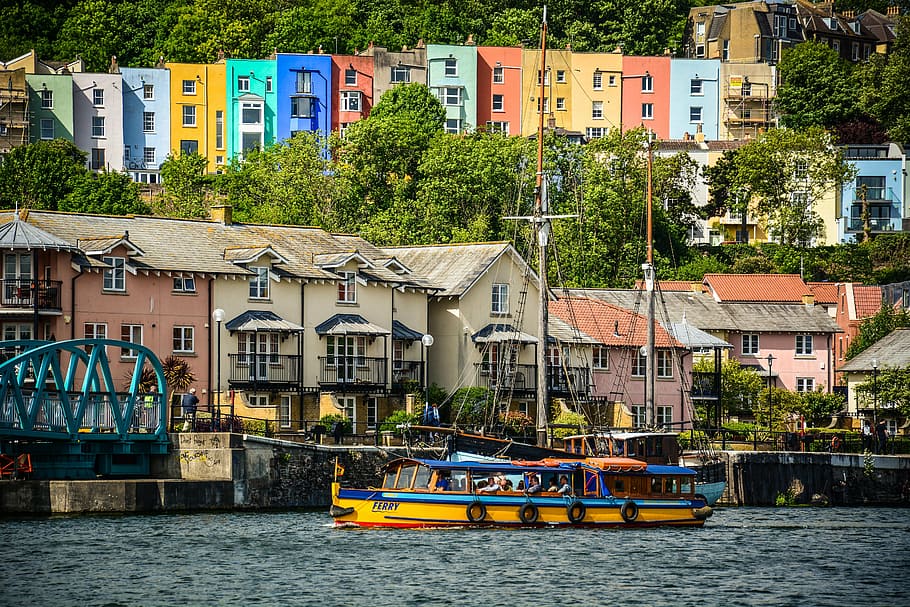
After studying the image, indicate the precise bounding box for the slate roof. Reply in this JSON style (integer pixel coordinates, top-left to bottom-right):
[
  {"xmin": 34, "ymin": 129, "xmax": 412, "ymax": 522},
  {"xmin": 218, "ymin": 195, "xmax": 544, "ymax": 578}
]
[
  {"xmin": 0, "ymin": 211, "xmax": 431, "ymax": 289},
  {"xmin": 568, "ymin": 289, "xmax": 842, "ymax": 334},
  {"xmin": 634, "ymin": 280, "xmax": 702, "ymax": 292},
  {"xmin": 0, "ymin": 216, "xmax": 79, "ymax": 251},
  {"xmin": 382, "ymin": 242, "xmax": 534, "ymax": 298},
  {"xmin": 854, "ymin": 285, "xmax": 883, "ymax": 318},
  {"xmin": 837, "ymin": 328, "xmax": 910, "ymax": 372},
  {"xmin": 549, "ymin": 297, "xmax": 683, "ymax": 348},
  {"xmin": 547, "ymin": 314, "xmax": 599, "ymax": 345},
  {"xmin": 667, "ymin": 319, "xmax": 733, "ymax": 349},
  {"xmin": 314, "ymin": 314, "xmax": 390, "ymax": 336},
  {"xmin": 225, "ymin": 310, "xmax": 303, "ymax": 333},
  {"xmin": 857, "ymin": 10, "xmax": 897, "ymax": 47},
  {"xmin": 392, "ymin": 320, "xmax": 424, "ymax": 341},
  {"xmin": 471, "ymin": 323, "xmax": 537, "ymax": 344},
  {"xmin": 703, "ymin": 273, "xmax": 811, "ymax": 303}
]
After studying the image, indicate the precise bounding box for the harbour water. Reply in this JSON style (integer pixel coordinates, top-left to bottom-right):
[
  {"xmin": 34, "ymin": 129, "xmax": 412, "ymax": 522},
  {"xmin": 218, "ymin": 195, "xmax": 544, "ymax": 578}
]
[{"xmin": 1, "ymin": 507, "xmax": 908, "ymax": 607}]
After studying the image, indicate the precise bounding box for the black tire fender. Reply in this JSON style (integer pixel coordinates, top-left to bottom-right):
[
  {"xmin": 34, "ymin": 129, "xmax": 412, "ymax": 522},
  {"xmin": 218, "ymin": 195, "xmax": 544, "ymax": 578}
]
[
  {"xmin": 620, "ymin": 500, "xmax": 639, "ymax": 523},
  {"xmin": 567, "ymin": 500, "xmax": 586, "ymax": 524},
  {"xmin": 519, "ymin": 502, "xmax": 539, "ymax": 524},
  {"xmin": 466, "ymin": 501, "xmax": 486, "ymax": 523}
]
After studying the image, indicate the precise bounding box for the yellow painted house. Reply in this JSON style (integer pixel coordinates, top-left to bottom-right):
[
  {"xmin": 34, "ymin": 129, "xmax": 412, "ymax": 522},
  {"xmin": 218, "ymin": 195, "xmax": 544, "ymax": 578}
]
[
  {"xmin": 569, "ymin": 51, "xmax": 623, "ymax": 139},
  {"xmin": 166, "ymin": 61, "xmax": 226, "ymax": 172},
  {"xmin": 520, "ymin": 48, "xmax": 574, "ymax": 137}
]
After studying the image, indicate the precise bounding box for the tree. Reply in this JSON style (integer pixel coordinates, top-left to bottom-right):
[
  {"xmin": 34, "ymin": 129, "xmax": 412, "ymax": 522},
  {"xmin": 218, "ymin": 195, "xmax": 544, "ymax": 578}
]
[
  {"xmin": 732, "ymin": 127, "xmax": 856, "ymax": 246},
  {"xmin": 796, "ymin": 390, "xmax": 847, "ymax": 427},
  {"xmin": 0, "ymin": 139, "xmax": 86, "ymax": 210},
  {"xmin": 694, "ymin": 358, "xmax": 764, "ymax": 421},
  {"xmin": 776, "ymin": 41, "xmax": 858, "ymax": 130},
  {"xmin": 845, "ymin": 306, "xmax": 910, "ymax": 360},
  {"xmin": 61, "ymin": 170, "xmax": 149, "ymax": 215},
  {"xmin": 154, "ymin": 152, "xmax": 212, "ymax": 219},
  {"xmin": 368, "ymin": 83, "xmax": 446, "ymax": 137},
  {"xmin": 855, "ymin": 16, "xmax": 910, "ymax": 143},
  {"xmin": 855, "ymin": 365, "xmax": 910, "ymax": 419}
]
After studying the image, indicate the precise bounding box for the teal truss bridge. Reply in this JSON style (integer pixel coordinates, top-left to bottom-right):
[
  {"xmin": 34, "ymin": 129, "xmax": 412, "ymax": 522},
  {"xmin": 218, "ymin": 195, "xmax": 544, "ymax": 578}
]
[{"xmin": 0, "ymin": 339, "xmax": 169, "ymax": 479}]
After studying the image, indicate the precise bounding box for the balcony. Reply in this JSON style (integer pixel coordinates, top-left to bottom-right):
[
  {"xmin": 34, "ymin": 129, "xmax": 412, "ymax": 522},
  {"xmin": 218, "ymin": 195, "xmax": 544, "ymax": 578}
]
[
  {"xmin": 1, "ymin": 279, "xmax": 62, "ymax": 311},
  {"xmin": 227, "ymin": 354, "xmax": 302, "ymax": 390},
  {"xmin": 475, "ymin": 363, "xmax": 537, "ymax": 394},
  {"xmin": 548, "ymin": 365, "xmax": 591, "ymax": 397},
  {"xmin": 846, "ymin": 217, "xmax": 898, "ymax": 233},
  {"xmin": 390, "ymin": 360, "xmax": 422, "ymax": 395},
  {"xmin": 318, "ymin": 356, "xmax": 387, "ymax": 392}
]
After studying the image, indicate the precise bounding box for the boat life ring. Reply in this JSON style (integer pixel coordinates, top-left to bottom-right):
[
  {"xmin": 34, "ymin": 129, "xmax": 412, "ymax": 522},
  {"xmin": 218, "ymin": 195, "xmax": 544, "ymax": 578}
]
[
  {"xmin": 466, "ymin": 501, "xmax": 486, "ymax": 523},
  {"xmin": 830, "ymin": 435, "xmax": 842, "ymax": 451},
  {"xmin": 519, "ymin": 503, "xmax": 539, "ymax": 524},
  {"xmin": 567, "ymin": 500, "xmax": 586, "ymax": 524},
  {"xmin": 620, "ymin": 500, "xmax": 639, "ymax": 523}
]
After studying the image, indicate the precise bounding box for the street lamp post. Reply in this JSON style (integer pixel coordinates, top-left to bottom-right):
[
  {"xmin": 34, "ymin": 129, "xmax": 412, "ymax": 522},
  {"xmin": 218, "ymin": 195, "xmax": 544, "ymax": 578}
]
[
  {"xmin": 872, "ymin": 358, "xmax": 879, "ymax": 426},
  {"xmin": 421, "ymin": 334, "xmax": 434, "ymax": 413},
  {"xmin": 766, "ymin": 354, "xmax": 774, "ymax": 441},
  {"xmin": 212, "ymin": 308, "xmax": 225, "ymax": 431}
]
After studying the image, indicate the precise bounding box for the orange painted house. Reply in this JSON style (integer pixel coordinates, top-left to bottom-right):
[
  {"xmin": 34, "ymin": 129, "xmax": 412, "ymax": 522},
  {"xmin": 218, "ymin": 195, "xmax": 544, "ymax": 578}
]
[
  {"xmin": 476, "ymin": 46, "xmax": 523, "ymax": 136},
  {"xmin": 620, "ymin": 56, "xmax": 671, "ymax": 139}
]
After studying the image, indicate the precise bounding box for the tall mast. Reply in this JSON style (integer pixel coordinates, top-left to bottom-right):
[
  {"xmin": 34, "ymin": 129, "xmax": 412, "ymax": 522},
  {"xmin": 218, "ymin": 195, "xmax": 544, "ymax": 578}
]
[
  {"xmin": 644, "ymin": 132, "xmax": 656, "ymax": 428},
  {"xmin": 535, "ymin": 6, "xmax": 550, "ymax": 447}
]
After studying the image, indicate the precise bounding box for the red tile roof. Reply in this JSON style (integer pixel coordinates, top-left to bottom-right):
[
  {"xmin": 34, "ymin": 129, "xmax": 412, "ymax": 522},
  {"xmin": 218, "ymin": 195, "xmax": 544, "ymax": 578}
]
[
  {"xmin": 549, "ymin": 298, "xmax": 682, "ymax": 348},
  {"xmin": 633, "ymin": 280, "xmax": 703, "ymax": 292},
  {"xmin": 854, "ymin": 285, "xmax": 882, "ymax": 318},
  {"xmin": 807, "ymin": 282, "xmax": 838, "ymax": 305},
  {"xmin": 703, "ymin": 274, "xmax": 811, "ymax": 303}
]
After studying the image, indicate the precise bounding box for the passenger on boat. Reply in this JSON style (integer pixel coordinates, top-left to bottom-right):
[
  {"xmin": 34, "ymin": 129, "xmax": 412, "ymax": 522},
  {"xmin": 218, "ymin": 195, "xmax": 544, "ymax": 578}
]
[
  {"xmin": 499, "ymin": 477, "xmax": 513, "ymax": 491},
  {"xmin": 435, "ymin": 473, "xmax": 451, "ymax": 491},
  {"xmin": 526, "ymin": 473, "xmax": 542, "ymax": 494},
  {"xmin": 556, "ymin": 475, "xmax": 572, "ymax": 495},
  {"xmin": 547, "ymin": 477, "xmax": 559, "ymax": 492},
  {"xmin": 478, "ymin": 476, "xmax": 501, "ymax": 493}
]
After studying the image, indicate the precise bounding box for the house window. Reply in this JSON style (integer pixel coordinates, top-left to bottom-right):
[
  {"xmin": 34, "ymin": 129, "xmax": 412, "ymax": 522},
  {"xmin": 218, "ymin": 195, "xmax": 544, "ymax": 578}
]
[
  {"xmin": 337, "ymin": 271, "xmax": 356, "ymax": 303},
  {"xmin": 657, "ymin": 405, "xmax": 673, "ymax": 427},
  {"xmin": 182, "ymin": 80, "xmax": 196, "ymax": 95},
  {"xmin": 537, "ymin": 97, "xmax": 550, "ymax": 113},
  {"xmin": 691, "ymin": 79, "xmax": 703, "ymax": 95},
  {"xmin": 556, "ymin": 70, "xmax": 566, "ymax": 83},
  {"xmin": 444, "ymin": 58, "xmax": 457, "ymax": 77},
  {"xmin": 537, "ymin": 70, "xmax": 550, "ymax": 86},
  {"xmin": 173, "ymin": 275, "xmax": 196, "ymax": 292},
  {"xmin": 722, "ymin": 40, "xmax": 729, "ymax": 61},
  {"xmin": 338, "ymin": 396, "xmax": 356, "ymax": 430},
  {"xmin": 493, "ymin": 67, "xmax": 504, "ymax": 83},
  {"xmin": 392, "ymin": 340, "xmax": 404, "ymax": 370},
  {"xmin": 857, "ymin": 176, "xmax": 885, "ymax": 200},
  {"xmin": 265, "ymin": 76, "xmax": 272, "ymax": 92},
  {"xmin": 240, "ymin": 332, "xmax": 280, "ymax": 367},
  {"xmin": 390, "ymin": 66, "xmax": 410, "ymax": 83},
  {"xmin": 794, "ymin": 160, "xmax": 809, "ymax": 180},
  {"xmin": 486, "ymin": 121, "xmax": 509, "ymax": 134},
  {"xmin": 592, "ymin": 347, "xmax": 609, "ymax": 370},
  {"xmin": 642, "ymin": 103, "xmax": 653, "ymax": 120},
  {"xmin": 593, "ymin": 72, "xmax": 603, "ymax": 90},
  {"xmin": 291, "ymin": 96, "xmax": 314, "ymax": 118},
  {"xmin": 250, "ymin": 266, "xmax": 269, "ymax": 299},
  {"xmin": 436, "ymin": 87, "xmax": 461, "ymax": 106},
  {"xmin": 143, "ymin": 111, "xmax": 155, "ymax": 132},
  {"xmin": 608, "ymin": 75, "xmax": 616, "ymax": 86},
  {"xmin": 247, "ymin": 394, "xmax": 269, "ymax": 407},
  {"xmin": 143, "ymin": 147, "xmax": 155, "ymax": 164},
  {"xmin": 690, "ymin": 106, "xmax": 703, "ymax": 122},
  {"xmin": 345, "ymin": 68, "xmax": 357, "ymax": 86},
  {"xmin": 491, "ymin": 283, "xmax": 509, "ymax": 315},
  {"xmin": 742, "ymin": 334, "xmax": 759, "ymax": 355},
  {"xmin": 366, "ymin": 397, "xmax": 378, "ymax": 430},
  {"xmin": 180, "ymin": 140, "xmax": 198, "ymax": 154},
  {"xmin": 41, "ymin": 89, "xmax": 53, "ymax": 109},
  {"xmin": 796, "ymin": 334, "xmax": 814, "ymax": 356},
  {"xmin": 93, "ymin": 88, "xmax": 104, "ymax": 106},
  {"xmin": 632, "ymin": 351, "xmax": 646, "ymax": 377},
  {"xmin": 143, "ymin": 84, "xmax": 154, "ymax": 100},
  {"xmin": 657, "ymin": 350, "xmax": 673, "ymax": 378},
  {"xmin": 586, "ymin": 127, "xmax": 606, "ymax": 139},
  {"xmin": 40, "ymin": 119, "xmax": 54, "ymax": 140},
  {"xmin": 182, "ymin": 106, "xmax": 196, "ymax": 127},
  {"xmin": 556, "ymin": 97, "xmax": 565, "ymax": 111},
  {"xmin": 492, "ymin": 94, "xmax": 504, "ymax": 112},
  {"xmin": 173, "ymin": 326, "xmax": 195, "ymax": 353},
  {"xmin": 102, "ymin": 256, "xmax": 125, "ymax": 291},
  {"xmin": 296, "ymin": 71, "xmax": 312, "ymax": 94},
  {"xmin": 592, "ymin": 101, "xmax": 604, "ymax": 119},
  {"xmin": 642, "ymin": 74, "xmax": 653, "ymax": 92},
  {"xmin": 445, "ymin": 118, "xmax": 461, "ymax": 134},
  {"xmin": 215, "ymin": 110, "xmax": 224, "ymax": 149},
  {"xmin": 340, "ymin": 91, "xmax": 361, "ymax": 112},
  {"xmin": 796, "ymin": 377, "xmax": 815, "ymax": 392},
  {"xmin": 92, "ymin": 116, "xmax": 105, "ymax": 137},
  {"xmin": 83, "ymin": 322, "xmax": 107, "ymax": 353},
  {"xmin": 279, "ymin": 395, "xmax": 291, "ymax": 429},
  {"xmin": 241, "ymin": 101, "xmax": 262, "ymax": 125},
  {"xmin": 91, "ymin": 148, "xmax": 105, "ymax": 170},
  {"xmin": 631, "ymin": 405, "xmax": 645, "ymax": 427},
  {"xmin": 238, "ymin": 76, "xmax": 250, "ymax": 92},
  {"xmin": 120, "ymin": 324, "xmax": 143, "ymax": 359}
]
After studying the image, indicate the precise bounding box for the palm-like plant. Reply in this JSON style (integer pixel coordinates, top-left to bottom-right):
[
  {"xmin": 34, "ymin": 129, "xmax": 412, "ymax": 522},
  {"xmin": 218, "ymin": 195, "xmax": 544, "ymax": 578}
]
[{"xmin": 162, "ymin": 355, "xmax": 196, "ymax": 420}]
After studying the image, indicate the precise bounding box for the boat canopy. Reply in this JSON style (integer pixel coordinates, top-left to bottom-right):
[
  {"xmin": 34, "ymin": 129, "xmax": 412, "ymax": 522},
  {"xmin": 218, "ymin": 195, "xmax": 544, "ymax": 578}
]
[{"xmin": 383, "ymin": 457, "xmax": 696, "ymax": 476}]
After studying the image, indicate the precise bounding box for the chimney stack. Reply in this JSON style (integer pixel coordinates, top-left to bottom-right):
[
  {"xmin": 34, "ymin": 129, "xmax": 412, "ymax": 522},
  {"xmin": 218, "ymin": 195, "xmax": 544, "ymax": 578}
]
[{"xmin": 211, "ymin": 205, "xmax": 233, "ymax": 225}]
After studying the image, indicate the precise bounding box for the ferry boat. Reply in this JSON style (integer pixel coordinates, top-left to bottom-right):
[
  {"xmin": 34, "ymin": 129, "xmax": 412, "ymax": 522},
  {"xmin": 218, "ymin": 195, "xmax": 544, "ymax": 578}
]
[{"xmin": 330, "ymin": 456, "xmax": 713, "ymax": 528}]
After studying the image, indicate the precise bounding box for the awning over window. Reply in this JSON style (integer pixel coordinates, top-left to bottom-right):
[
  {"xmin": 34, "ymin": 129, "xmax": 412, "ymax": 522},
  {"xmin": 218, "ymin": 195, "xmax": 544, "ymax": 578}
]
[
  {"xmin": 392, "ymin": 320, "xmax": 423, "ymax": 341},
  {"xmin": 225, "ymin": 310, "xmax": 303, "ymax": 333},
  {"xmin": 315, "ymin": 313, "xmax": 390, "ymax": 336},
  {"xmin": 471, "ymin": 323, "xmax": 538, "ymax": 344}
]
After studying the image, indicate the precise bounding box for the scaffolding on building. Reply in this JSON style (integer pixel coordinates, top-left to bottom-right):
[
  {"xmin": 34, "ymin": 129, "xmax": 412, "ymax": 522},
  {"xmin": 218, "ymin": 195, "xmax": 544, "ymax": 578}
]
[
  {"xmin": 722, "ymin": 75, "xmax": 773, "ymax": 141},
  {"xmin": 0, "ymin": 69, "xmax": 29, "ymax": 153}
]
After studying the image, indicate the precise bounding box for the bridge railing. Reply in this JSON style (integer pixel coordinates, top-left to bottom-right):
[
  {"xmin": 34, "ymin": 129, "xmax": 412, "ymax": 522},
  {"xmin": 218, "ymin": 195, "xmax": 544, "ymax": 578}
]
[{"xmin": 1, "ymin": 390, "xmax": 165, "ymax": 435}]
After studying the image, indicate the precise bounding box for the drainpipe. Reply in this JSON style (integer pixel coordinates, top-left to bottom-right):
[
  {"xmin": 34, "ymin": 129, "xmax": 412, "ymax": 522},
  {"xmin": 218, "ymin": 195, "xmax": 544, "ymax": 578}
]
[
  {"xmin": 70, "ymin": 266, "xmax": 84, "ymax": 340},
  {"xmin": 208, "ymin": 276, "xmax": 214, "ymax": 403},
  {"xmin": 300, "ymin": 280, "xmax": 305, "ymax": 426}
]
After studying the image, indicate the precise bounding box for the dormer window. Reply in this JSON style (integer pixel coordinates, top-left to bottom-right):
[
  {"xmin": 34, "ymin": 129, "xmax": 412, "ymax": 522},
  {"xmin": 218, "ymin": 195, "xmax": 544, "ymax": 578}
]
[
  {"xmin": 250, "ymin": 266, "xmax": 269, "ymax": 299},
  {"xmin": 338, "ymin": 271, "xmax": 356, "ymax": 303},
  {"xmin": 103, "ymin": 256, "xmax": 125, "ymax": 292}
]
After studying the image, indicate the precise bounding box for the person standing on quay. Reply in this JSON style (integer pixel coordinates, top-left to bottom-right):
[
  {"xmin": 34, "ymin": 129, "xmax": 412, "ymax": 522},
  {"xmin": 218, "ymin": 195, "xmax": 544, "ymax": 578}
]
[{"xmin": 182, "ymin": 388, "xmax": 199, "ymax": 432}]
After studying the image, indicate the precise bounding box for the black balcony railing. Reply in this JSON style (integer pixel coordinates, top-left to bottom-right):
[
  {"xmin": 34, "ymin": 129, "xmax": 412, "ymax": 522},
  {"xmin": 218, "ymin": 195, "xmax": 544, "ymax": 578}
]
[
  {"xmin": 227, "ymin": 354, "xmax": 301, "ymax": 389},
  {"xmin": 548, "ymin": 365, "xmax": 591, "ymax": 396},
  {"xmin": 691, "ymin": 371, "xmax": 721, "ymax": 399},
  {"xmin": 391, "ymin": 360, "xmax": 422, "ymax": 394},
  {"xmin": 1, "ymin": 279, "xmax": 62, "ymax": 310},
  {"xmin": 847, "ymin": 217, "xmax": 896, "ymax": 232},
  {"xmin": 475, "ymin": 363, "xmax": 537, "ymax": 393},
  {"xmin": 318, "ymin": 356, "xmax": 387, "ymax": 390}
]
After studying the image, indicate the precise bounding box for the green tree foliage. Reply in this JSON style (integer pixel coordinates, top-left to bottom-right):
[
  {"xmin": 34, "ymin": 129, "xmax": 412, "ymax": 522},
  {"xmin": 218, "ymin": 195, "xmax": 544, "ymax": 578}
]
[
  {"xmin": 0, "ymin": 1, "xmax": 73, "ymax": 61},
  {"xmin": 855, "ymin": 16, "xmax": 910, "ymax": 143},
  {"xmin": 0, "ymin": 139, "xmax": 86, "ymax": 210},
  {"xmin": 845, "ymin": 306, "xmax": 910, "ymax": 360},
  {"xmin": 61, "ymin": 170, "xmax": 149, "ymax": 215},
  {"xmin": 694, "ymin": 357, "xmax": 764, "ymax": 421},
  {"xmin": 367, "ymin": 83, "xmax": 445, "ymax": 138},
  {"xmin": 776, "ymin": 41, "xmax": 858, "ymax": 129},
  {"xmin": 855, "ymin": 365, "xmax": 910, "ymax": 419},
  {"xmin": 154, "ymin": 152, "xmax": 211, "ymax": 219},
  {"xmin": 753, "ymin": 386, "xmax": 801, "ymax": 432},
  {"xmin": 795, "ymin": 389, "xmax": 846, "ymax": 427},
  {"xmin": 266, "ymin": 0, "xmax": 358, "ymax": 54}
]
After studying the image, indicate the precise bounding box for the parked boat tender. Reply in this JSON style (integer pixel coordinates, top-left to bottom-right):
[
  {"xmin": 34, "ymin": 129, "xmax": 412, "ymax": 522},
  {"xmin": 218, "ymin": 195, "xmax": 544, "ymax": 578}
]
[{"xmin": 330, "ymin": 457, "xmax": 713, "ymax": 528}]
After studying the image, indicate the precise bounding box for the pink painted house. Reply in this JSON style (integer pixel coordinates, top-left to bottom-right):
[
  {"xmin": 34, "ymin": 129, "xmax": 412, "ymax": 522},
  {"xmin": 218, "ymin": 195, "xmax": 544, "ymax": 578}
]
[
  {"xmin": 476, "ymin": 46, "xmax": 523, "ymax": 136},
  {"xmin": 620, "ymin": 56, "xmax": 671, "ymax": 139}
]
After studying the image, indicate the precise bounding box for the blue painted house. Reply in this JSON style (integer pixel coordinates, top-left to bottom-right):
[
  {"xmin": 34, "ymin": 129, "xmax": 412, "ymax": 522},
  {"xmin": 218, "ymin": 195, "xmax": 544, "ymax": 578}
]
[
  {"xmin": 121, "ymin": 67, "xmax": 170, "ymax": 184},
  {"xmin": 838, "ymin": 143, "xmax": 907, "ymax": 242},
  {"xmin": 225, "ymin": 58, "xmax": 277, "ymax": 161},
  {"xmin": 668, "ymin": 59, "xmax": 720, "ymax": 141},
  {"xmin": 275, "ymin": 53, "xmax": 332, "ymax": 142}
]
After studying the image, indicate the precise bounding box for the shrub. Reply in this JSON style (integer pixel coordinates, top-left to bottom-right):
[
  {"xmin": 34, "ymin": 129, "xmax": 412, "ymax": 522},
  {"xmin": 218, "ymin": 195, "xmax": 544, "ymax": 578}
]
[
  {"xmin": 320, "ymin": 413, "xmax": 352, "ymax": 434},
  {"xmin": 379, "ymin": 409, "xmax": 420, "ymax": 433}
]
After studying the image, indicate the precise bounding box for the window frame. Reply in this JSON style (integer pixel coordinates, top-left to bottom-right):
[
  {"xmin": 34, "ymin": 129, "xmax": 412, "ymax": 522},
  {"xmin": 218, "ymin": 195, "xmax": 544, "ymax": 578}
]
[
  {"xmin": 182, "ymin": 105, "xmax": 197, "ymax": 127},
  {"xmin": 337, "ymin": 271, "xmax": 357, "ymax": 303},
  {"xmin": 690, "ymin": 106, "xmax": 703, "ymax": 123},
  {"xmin": 656, "ymin": 350, "xmax": 673, "ymax": 378},
  {"xmin": 690, "ymin": 79, "xmax": 703, "ymax": 95},
  {"xmin": 592, "ymin": 72, "xmax": 603, "ymax": 90},
  {"xmin": 345, "ymin": 68, "xmax": 357, "ymax": 86},
  {"xmin": 592, "ymin": 100, "xmax": 604, "ymax": 119},
  {"xmin": 492, "ymin": 94, "xmax": 504, "ymax": 112},
  {"xmin": 182, "ymin": 79, "xmax": 196, "ymax": 95},
  {"xmin": 40, "ymin": 118, "xmax": 54, "ymax": 140},
  {"xmin": 249, "ymin": 266, "xmax": 270, "ymax": 299},
  {"xmin": 742, "ymin": 334, "xmax": 759, "ymax": 355},
  {"xmin": 143, "ymin": 84, "xmax": 154, "ymax": 100},
  {"xmin": 796, "ymin": 377, "xmax": 815, "ymax": 392},
  {"xmin": 143, "ymin": 111, "xmax": 155, "ymax": 133},
  {"xmin": 173, "ymin": 275, "xmax": 196, "ymax": 293},
  {"xmin": 795, "ymin": 334, "xmax": 814, "ymax": 356},
  {"xmin": 120, "ymin": 324, "xmax": 143, "ymax": 359},
  {"xmin": 173, "ymin": 326, "xmax": 195, "ymax": 354},
  {"xmin": 491, "ymin": 283, "xmax": 509, "ymax": 315},
  {"xmin": 444, "ymin": 58, "xmax": 458, "ymax": 77},
  {"xmin": 493, "ymin": 67, "xmax": 504, "ymax": 83},
  {"xmin": 93, "ymin": 88, "xmax": 104, "ymax": 107},
  {"xmin": 40, "ymin": 89, "xmax": 53, "ymax": 109},
  {"xmin": 340, "ymin": 90, "xmax": 361, "ymax": 112},
  {"xmin": 592, "ymin": 346, "xmax": 609, "ymax": 370},
  {"xmin": 642, "ymin": 74, "xmax": 653, "ymax": 93},
  {"xmin": 91, "ymin": 116, "xmax": 105, "ymax": 138},
  {"xmin": 641, "ymin": 103, "xmax": 653, "ymax": 120},
  {"xmin": 237, "ymin": 76, "xmax": 250, "ymax": 92},
  {"xmin": 102, "ymin": 256, "xmax": 125, "ymax": 292}
]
